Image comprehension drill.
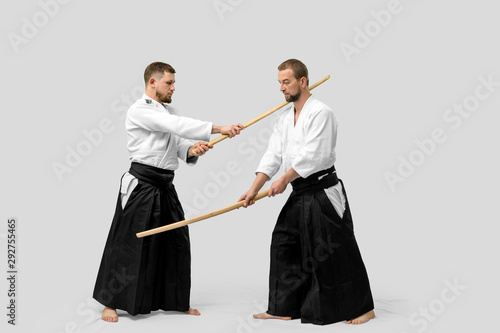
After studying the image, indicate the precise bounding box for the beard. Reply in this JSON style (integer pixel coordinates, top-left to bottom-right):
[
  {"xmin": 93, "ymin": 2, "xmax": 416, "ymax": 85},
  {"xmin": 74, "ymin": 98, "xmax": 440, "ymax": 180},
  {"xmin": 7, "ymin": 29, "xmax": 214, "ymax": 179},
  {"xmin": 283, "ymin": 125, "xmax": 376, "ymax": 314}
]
[
  {"xmin": 156, "ymin": 90, "xmax": 172, "ymax": 104},
  {"xmin": 285, "ymin": 90, "xmax": 300, "ymax": 102}
]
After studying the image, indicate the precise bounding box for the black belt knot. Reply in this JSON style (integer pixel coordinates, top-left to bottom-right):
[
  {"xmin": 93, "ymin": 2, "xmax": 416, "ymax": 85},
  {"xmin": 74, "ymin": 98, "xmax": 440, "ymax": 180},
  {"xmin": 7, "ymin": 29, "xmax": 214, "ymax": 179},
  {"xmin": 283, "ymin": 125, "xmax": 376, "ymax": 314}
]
[
  {"xmin": 291, "ymin": 165, "xmax": 339, "ymax": 195},
  {"xmin": 129, "ymin": 162, "xmax": 174, "ymax": 188}
]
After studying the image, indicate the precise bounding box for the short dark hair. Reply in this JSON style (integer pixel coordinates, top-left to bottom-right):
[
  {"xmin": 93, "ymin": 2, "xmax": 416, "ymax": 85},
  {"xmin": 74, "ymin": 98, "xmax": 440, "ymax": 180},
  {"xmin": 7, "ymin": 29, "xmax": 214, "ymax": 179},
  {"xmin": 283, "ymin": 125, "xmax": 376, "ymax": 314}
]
[
  {"xmin": 278, "ymin": 59, "xmax": 309, "ymax": 86},
  {"xmin": 144, "ymin": 62, "xmax": 176, "ymax": 86}
]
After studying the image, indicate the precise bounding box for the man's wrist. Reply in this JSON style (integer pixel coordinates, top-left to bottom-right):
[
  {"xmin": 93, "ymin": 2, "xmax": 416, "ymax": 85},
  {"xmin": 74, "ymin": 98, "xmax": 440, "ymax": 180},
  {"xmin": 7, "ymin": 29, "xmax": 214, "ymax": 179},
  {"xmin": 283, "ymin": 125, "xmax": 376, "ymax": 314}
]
[
  {"xmin": 187, "ymin": 145, "xmax": 196, "ymax": 158},
  {"xmin": 280, "ymin": 175, "xmax": 291, "ymax": 185},
  {"xmin": 212, "ymin": 125, "xmax": 221, "ymax": 134}
]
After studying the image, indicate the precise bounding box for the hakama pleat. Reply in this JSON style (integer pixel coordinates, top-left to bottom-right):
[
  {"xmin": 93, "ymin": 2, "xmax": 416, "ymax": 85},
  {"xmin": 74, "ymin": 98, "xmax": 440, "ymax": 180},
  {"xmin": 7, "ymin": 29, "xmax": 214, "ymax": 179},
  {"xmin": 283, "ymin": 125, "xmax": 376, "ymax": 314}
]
[
  {"xmin": 93, "ymin": 162, "xmax": 191, "ymax": 315},
  {"xmin": 267, "ymin": 169, "xmax": 374, "ymax": 325}
]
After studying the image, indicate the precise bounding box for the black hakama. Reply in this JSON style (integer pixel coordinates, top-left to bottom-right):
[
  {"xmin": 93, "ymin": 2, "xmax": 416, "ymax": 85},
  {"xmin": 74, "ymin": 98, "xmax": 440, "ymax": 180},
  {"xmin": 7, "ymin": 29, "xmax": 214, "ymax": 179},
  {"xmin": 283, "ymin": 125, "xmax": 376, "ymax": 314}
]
[
  {"xmin": 93, "ymin": 162, "xmax": 191, "ymax": 315},
  {"xmin": 266, "ymin": 166, "xmax": 374, "ymax": 325}
]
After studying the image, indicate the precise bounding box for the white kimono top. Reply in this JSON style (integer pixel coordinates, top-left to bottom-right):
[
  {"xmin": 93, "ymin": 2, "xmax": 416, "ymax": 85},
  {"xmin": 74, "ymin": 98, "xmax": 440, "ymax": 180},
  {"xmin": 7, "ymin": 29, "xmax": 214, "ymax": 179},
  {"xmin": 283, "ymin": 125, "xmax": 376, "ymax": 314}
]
[
  {"xmin": 256, "ymin": 95, "xmax": 346, "ymax": 217},
  {"xmin": 126, "ymin": 94, "xmax": 212, "ymax": 170},
  {"xmin": 120, "ymin": 94, "xmax": 212, "ymax": 207}
]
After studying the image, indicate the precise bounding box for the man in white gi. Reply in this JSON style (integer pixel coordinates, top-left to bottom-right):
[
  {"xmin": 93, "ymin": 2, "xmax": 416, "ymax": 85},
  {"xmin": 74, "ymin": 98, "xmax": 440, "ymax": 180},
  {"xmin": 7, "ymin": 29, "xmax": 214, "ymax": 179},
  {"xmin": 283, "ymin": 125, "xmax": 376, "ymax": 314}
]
[
  {"xmin": 239, "ymin": 59, "xmax": 375, "ymax": 325},
  {"xmin": 94, "ymin": 62, "xmax": 244, "ymax": 322}
]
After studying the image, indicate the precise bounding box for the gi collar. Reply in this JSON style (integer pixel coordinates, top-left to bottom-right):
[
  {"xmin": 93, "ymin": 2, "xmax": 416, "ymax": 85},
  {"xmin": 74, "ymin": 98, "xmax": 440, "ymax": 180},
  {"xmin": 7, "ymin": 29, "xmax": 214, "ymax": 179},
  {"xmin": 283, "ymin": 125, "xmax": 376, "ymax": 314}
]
[{"xmin": 142, "ymin": 94, "xmax": 169, "ymax": 109}]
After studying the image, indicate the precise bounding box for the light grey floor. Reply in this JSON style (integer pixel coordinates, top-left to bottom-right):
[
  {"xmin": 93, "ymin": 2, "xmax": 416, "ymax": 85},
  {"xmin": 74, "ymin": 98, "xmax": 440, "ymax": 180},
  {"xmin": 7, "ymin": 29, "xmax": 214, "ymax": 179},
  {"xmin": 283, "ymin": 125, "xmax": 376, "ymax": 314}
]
[{"xmin": 80, "ymin": 292, "xmax": 414, "ymax": 333}]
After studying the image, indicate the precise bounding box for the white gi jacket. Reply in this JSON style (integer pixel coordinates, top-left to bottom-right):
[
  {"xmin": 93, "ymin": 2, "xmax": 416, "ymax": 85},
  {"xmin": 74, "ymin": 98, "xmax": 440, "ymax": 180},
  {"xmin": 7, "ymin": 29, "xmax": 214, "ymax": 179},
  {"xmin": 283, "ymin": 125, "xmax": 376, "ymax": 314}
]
[
  {"xmin": 256, "ymin": 95, "xmax": 346, "ymax": 217},
  {"xmin": 126, "ymin": 94, "xmax": 212, "ymax": 169},
  {"xmin": 120, "ymin": 94, "xmax": 212, "ymax": 208}
]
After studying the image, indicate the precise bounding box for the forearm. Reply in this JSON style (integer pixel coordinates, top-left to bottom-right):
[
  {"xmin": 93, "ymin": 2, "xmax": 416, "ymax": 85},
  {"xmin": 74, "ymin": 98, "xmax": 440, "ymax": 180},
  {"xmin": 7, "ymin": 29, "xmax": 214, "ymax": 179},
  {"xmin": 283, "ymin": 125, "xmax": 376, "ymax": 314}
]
[
  {"xmin": 212, "ymin": 124, "xmax": 244, "ymax": 138},
  {"xmin": 211, "ymin": 125, "xmax": 222, "ymax": 134},
  {"xmin": 250, "ymin": 172, "xmax": 270, "ymax": 192},
  {"xmin": 280, "ymin": 168, "xmax": 300, "ymax": 185},
  {"xmin": 267, "ymin": 168, "xmax": 299, "ymax": 197}
]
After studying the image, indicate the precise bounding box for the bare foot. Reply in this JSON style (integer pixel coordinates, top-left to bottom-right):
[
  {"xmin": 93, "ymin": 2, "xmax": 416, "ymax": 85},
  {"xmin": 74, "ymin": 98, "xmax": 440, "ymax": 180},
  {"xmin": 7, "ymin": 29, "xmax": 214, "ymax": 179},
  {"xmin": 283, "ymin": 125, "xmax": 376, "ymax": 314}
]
[
  {"xmin": 346, "ymin": 309, "xmax": 375, "ymax": 325},
  {"xmin": 102, "ymin": 307, "xmax": 118, "ymax": 322},
  {"xmin": 185, "ymin": 308, "xmax": 201, "ymax": 316},
  {"xmin": 253, "ymin": 312, "xmax": 291, "ymax": 320}
]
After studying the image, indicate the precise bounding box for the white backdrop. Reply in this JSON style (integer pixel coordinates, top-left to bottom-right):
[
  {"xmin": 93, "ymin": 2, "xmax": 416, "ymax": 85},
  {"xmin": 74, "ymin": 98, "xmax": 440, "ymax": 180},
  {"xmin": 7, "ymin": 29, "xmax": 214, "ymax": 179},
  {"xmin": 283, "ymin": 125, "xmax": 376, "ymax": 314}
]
[{"xmin": 1, "ymin": 1, "xmax": 499, "ymax": 332}]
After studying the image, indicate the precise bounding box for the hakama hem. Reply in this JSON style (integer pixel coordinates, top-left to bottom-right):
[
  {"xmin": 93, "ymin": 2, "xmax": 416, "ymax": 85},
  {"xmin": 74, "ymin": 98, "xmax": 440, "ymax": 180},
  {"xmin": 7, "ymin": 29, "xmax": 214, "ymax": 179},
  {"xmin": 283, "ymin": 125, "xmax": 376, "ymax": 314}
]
[
  {"xmin": 266, "ymin": 170, "xmax": 374, "ymax": 326},
  {"xmin": 93, "ymin": 162, "xmax": 192, "ymax": 317}
]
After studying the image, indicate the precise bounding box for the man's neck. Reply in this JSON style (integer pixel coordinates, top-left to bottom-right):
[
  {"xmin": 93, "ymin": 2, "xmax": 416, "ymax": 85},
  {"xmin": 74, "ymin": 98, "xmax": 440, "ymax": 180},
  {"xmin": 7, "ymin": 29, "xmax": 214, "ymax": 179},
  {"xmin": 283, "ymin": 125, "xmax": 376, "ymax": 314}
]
[
  {"xmin": 293, "ymin": 91, "xmax": 312, "ymax": 115},
  {"xmin": 145, "ymin": 90, "xmax": 161, "ymax": 103}
]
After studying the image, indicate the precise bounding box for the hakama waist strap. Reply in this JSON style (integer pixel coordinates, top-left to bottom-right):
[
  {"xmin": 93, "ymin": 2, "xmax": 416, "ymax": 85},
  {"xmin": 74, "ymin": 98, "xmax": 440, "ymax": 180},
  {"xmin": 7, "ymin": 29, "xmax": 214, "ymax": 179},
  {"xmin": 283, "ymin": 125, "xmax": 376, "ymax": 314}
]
[
  {"xmin": 291, "ymin": 165, "xmax": 338, "ymax": 195},
  {"xmin": 129, "ymin": 162, "xmax": 175, "ymax": 188}
]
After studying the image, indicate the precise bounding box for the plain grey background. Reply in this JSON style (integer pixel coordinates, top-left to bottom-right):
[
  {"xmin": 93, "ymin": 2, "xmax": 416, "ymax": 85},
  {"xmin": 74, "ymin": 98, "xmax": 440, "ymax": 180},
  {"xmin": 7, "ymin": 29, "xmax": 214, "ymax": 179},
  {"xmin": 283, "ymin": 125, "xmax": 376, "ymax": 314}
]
[{"xmin": 1, "ymin": 0, "xmax": 499, "ymax": 332}]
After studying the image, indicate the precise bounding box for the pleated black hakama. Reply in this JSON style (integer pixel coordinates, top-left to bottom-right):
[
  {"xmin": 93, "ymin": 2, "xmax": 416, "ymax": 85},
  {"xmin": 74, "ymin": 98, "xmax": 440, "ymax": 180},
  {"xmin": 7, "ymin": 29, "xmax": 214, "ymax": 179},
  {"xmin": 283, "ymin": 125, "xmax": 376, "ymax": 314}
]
[
  {"xmin": 266, "ymin": 167, "xmax": 374, "ymax": 325},
  {"xmin": 93, "ymin": 162, "xmax": 191, "ymax": 315}
]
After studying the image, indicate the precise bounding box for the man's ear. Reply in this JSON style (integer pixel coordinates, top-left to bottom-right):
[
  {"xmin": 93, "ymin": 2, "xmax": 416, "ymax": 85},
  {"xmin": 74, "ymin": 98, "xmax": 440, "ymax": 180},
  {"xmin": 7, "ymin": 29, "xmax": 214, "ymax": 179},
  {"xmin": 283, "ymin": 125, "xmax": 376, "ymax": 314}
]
[
  {"xmin": 149, "ymin": 77, "xmax": 156, "ymax": 88},
  {"xmin": 300, "ymin": 77, "xmax": 308, "ymax": 88}
]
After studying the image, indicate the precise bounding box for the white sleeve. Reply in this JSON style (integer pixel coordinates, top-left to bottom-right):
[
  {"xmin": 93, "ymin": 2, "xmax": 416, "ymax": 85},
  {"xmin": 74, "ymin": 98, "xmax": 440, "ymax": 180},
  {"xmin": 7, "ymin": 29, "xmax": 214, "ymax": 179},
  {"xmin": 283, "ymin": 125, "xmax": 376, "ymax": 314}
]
[
  {"xmin": 255, "ymin": 119, "xmax": 282, "ymax": 180},
  {"xmin": 176, "ymin": 137, "xmax": 199, "ymax": 165},
  {"xmin": 291, "ymin": 109, "xmax": 337, "ymax": 178},
  {"xmin": 128, "ymin": 104, "xmax": 212, "ymax": 141}
]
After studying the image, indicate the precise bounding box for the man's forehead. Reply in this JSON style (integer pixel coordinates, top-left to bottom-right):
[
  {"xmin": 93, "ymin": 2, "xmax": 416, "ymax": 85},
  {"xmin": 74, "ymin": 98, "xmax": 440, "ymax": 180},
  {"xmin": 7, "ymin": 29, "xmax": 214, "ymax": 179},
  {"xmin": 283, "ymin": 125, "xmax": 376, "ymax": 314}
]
[
  {"xmin": 278, "ymin": 69, "xmax": 295, "ymax": 80},
  {"xmin": 158, "ymin": 71, "xmax": 175, "ymax": 81}
]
